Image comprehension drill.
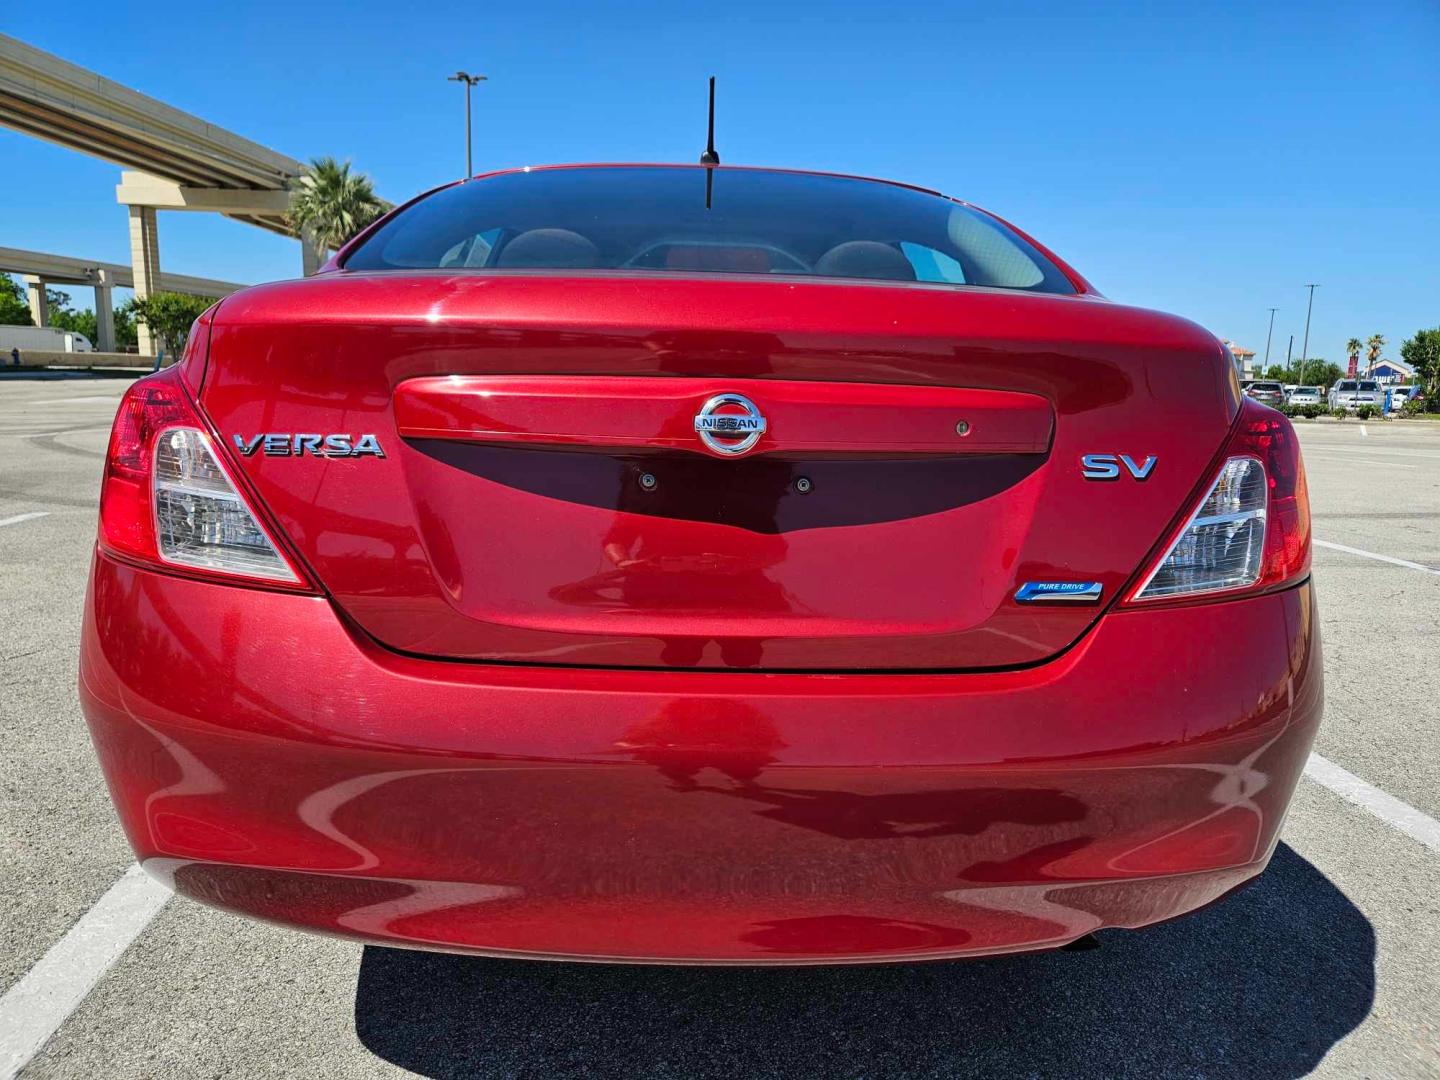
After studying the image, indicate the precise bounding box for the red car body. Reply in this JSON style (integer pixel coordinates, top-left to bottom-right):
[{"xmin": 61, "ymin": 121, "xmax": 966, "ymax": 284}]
[{"xmin": 81, "ymin": 165, "xmax": 1320, "ymax": 964}]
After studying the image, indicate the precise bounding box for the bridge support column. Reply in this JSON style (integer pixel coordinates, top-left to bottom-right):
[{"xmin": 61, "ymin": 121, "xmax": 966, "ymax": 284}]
[
  {"xmin": 127, "ymin": 205, "xmax": 162, "ymax": 355},
  {"xmin": 23, "ymin": 276, "xmax": 49, "ymax": 326},
  {"xmin": 301, "ymin": 227, "xmax": 322, "ymax": 276},
  {"xmin": 93, "ymin": 269, "xmax": 116, "ymax": 352}
]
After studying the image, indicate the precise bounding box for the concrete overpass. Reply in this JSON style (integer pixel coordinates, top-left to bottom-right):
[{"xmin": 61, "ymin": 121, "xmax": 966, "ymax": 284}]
[
  {"xmin": 0, "ymin": 246, "xmax": 246, "ymax": 351},
  {"xmin": 0, "ymin": 33, "xmax": 319, "ymax": 352}
]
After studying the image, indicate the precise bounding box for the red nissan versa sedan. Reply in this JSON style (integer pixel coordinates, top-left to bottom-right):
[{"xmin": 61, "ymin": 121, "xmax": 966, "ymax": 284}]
[{"xmin": 80, "ymin": 164, "xmax": 1320, "ymax": 964}]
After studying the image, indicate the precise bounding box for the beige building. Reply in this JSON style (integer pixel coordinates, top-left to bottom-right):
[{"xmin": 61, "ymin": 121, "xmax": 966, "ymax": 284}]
[{"xmin": 1221, "ymin": 340, "xmax": 1258, "ymax": 380}]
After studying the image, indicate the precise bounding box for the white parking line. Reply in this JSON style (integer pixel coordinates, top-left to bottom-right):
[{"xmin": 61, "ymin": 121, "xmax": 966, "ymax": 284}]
[
  {"xmin": 22, "ymin": 396, "xmax": 124, "ymax": 406},
  {"xmin": 1304, "ymin": 453, "xmax": 1416, "ymax": 469},
  {"xmin": 0, "ymin": 865, "xmax": 170, "ymax": 1079},
  {"xmin": 0, "ymin": 512, "xmax": 49, "ymax": 529},
  {"xmin": 1305, "ymin": 753, "xmax": 1440, "ymax": 855},
  {"xmin": 1314, "ymin": 538, "xmax": 1440, "ymax": 576}
]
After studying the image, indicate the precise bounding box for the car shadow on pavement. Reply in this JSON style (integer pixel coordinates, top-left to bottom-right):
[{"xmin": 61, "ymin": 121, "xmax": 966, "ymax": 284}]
[{"xmin": 353, "ymin": 845, "xmax": 1374, "ymax": 1079}]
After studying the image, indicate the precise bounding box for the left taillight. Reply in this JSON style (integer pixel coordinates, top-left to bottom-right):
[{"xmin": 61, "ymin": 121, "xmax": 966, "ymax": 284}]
[
  {"xmin": 98, "ymin": 366, "xmax": 313, "ymax": 590},
  {"xmin": 1123, "ymin": 398, "xmax": 1311, "ymax": 606}
]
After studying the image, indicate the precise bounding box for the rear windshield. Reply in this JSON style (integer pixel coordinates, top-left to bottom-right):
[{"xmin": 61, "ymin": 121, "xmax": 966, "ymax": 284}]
[
  {"xmin": 1252, "ymin": 383, "xmax": 1282, "ymax": 391},
  {"xmin": 343, "ymin": 166, "xmax": 1076, "ymax": 294}
]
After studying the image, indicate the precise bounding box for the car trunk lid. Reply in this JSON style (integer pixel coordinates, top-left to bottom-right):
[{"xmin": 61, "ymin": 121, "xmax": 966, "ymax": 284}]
[{"xmin": 200, "ymin": 272, "xmax": 1238, "ymax": 670}]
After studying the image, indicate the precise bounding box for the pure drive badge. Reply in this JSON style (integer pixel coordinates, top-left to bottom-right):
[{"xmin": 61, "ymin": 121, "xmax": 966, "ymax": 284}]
[{"xmin": 233, "ymin": 433, "xmax": 385, "ymax": 458}]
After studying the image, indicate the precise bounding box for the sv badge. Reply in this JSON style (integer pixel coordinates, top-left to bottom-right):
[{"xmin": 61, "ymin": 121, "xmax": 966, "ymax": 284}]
[{"xmin": 1081, "ymin": 453, "xmax": 1156, "ymax": 481}]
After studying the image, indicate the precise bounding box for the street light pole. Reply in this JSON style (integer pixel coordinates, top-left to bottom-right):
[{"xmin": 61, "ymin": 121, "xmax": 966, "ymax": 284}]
[
  {"xmin": 1264, "ymin": 307, "xmax": 1277, "ymax": 371},
  {"xmin": 1300, "ymin": 284, "xmax": 1319, "ymax": 370},
  {"xmin": 447, "ymin": 71, "xmax": 488, "ymax": 178}
]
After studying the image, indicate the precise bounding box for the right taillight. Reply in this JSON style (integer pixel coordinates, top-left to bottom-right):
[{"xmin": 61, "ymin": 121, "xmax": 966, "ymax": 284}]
[{"xmin": 1125, "ymin": 399, "xmax": 1310, "ymax": 606}]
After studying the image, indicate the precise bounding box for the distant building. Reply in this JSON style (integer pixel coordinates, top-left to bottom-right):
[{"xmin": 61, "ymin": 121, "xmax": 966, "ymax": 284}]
[
  {"xmin": 1221, "ymin": 340, "xmax": 1258, "ymax": 379},
  {"xmin": 1366, "ymin": 358, "xmax": 1415, "ymax": 385}
]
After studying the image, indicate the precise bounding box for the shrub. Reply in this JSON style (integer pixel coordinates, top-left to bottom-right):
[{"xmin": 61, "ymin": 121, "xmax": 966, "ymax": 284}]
[
  {"xmin": 1303, "ymin": 403, "xmax": 1325, "ymax": 419},
  {"xmin": 122, "ymin": 291, "xmax": 213, "ymax": 357},
  {"xmin": 1400, "ymin": 398, "xmax": 1426, "ymax": 418},
  {"xmin": 1356, "ymin": 405, "xmax": 1379, "ymax": 420},
  {"xmin": 1330, "ymin": 406, "xmax": 1349, "ymax": 420}
]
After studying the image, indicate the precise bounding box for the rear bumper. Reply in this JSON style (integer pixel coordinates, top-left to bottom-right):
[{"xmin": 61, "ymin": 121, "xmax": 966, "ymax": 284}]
[{"xmin": 81, "ymin": 554, "xmax": 1322, "ymax": 964}]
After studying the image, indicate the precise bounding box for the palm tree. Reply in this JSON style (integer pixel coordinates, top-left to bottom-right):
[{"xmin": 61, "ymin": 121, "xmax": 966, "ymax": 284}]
[
  {"xmin": 287, "ymin": 157, "xmax": 390, "ymax": 256},
  {"xmin": 1366, "ymin": 333, "xmax": 1386, "ymax": 375}
]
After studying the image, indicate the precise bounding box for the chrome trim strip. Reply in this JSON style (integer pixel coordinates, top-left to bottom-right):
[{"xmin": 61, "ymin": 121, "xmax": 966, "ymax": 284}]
[{"xmin": 1014, "ymin": 581, "xmax": 1103, "ymax": 603}]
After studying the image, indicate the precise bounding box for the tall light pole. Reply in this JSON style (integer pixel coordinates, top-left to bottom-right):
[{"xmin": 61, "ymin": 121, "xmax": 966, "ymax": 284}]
[
  {"xmin": 1299, "ymin": 284, "xmax": 1319, "ymax": 371},
  {"xmin": 447, "ymin": 71, "xmax": 487, "ymax": 178},
  {"xmin": 1263, "ymin": 307, "xmax": 1277, "ymax": 371}
]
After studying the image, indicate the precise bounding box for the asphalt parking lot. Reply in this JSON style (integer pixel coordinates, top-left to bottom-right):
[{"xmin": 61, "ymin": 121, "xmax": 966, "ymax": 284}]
[{"xmin": 1, "ymin": 372, "xmax": 1437, "ymax": 1079}]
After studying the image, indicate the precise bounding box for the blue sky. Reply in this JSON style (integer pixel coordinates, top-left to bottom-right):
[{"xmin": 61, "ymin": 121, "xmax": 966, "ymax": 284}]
[{"xmin": 3, "ymin": 0, "xmax": 1436, "ymax": 365}]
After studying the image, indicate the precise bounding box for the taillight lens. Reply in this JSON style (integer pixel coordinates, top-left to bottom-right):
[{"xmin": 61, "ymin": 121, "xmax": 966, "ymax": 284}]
[
  {"xmin": 99, "ymin": 368, "xmax": 311, "ymax": 589},
  {"xmin": 1126, "ymin": 400, "xmax": 1310, "ymax": 606}
]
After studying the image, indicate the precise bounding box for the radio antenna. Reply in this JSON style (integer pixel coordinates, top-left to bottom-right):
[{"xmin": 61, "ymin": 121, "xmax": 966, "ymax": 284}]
[
  {"xmin": 700, "ymin": 76, "xmax": 720, "ymax": 165},
  {"xmin": 700, "ymin": 76, "xmax": 719, "ymax": 209}
]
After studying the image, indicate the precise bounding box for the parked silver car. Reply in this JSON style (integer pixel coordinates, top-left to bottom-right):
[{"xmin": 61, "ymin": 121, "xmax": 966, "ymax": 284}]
[
  {"xmin": 1287, "ymin": 386, "xmax": 1324, "ymax": 406},
  {"xmin": 1328, "ymin": 379, "xmax": 1382, "ymax": 411}
]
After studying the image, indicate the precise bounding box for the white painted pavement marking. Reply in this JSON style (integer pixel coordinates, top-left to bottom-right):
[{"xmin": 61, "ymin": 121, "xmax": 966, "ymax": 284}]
[
  {"xmin": 0, "ymin": 865, "xmax": 170, "ymax": 1079},
  {"xmin": 1314, "ymin": 538, "xmax": 1440, "ymax": 576},
  {"xmin": 1359, "ymin": 425, "xmax": 1369, "ymax": 437},
  {"xmin": 1303, "ymin": 452, "xmax": 1417, "ymax": 469},
  {"xmin": 0, "ymin": 512, "xmax": 49, "ymax": 529},
  {"xmin": 1304, "ymin": 753, "xmax": 1440, "ymax": 855},
  {"xmin": 22, "ymin": 396, "xmax": 125, "ymax": 406}
]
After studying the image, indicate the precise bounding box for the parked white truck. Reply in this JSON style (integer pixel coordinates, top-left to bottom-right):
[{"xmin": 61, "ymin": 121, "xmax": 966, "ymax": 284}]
[{"xmin": 1, "ymin": 325, "xmax": 95, "ymax": 358}]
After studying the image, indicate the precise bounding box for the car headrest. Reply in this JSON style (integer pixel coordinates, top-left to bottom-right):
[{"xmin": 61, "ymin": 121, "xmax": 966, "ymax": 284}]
[
  {"xmin": 495, "ymin": 228, "xmax": 600, "ymax": 269},
  {"xmin": 813, "ymin": 241, "xmax": 916, "ymax": 282}
]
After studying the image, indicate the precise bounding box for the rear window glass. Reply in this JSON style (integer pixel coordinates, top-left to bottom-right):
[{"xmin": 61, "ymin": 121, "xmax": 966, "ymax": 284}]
[
  {"xmin": 1252, "ymin": 383, "xmax": 1282, "ymax": 391},
  {"xmin": 343, "ymin": 166, "xmax": 1076, "ymax": 294}
]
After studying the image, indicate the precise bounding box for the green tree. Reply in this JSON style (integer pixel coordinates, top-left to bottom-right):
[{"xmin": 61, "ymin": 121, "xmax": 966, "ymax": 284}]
[
  {"xmin": 1345, "ymin": 337, "xmax": 1362, "ymax": 371},
  {"xmin": 287, "ymin": 157, "xmax": 389, "ymax": 255},
  {"xmin": 123, "ymin": 292, "xmax": 212, "ymax": 357},
  {"xmin": 44, "ymin": 289, "xmax": 94, "ymax": 343},
  {"xmin": 1400, "ymin": 328, "xmax": 1440, "ymax": 408},
  {"xmin": 1262, "ymin": 364, "xmax": 1290, "ymax": 381},
  {"xmin": 1295, "ymin": 358, "xmax": 1337, "ymax": 386},
  {"xmin": 0, "ymin": 274, "xmax": 34, "ymax": 326}
]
